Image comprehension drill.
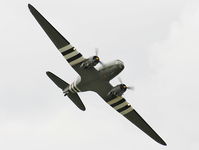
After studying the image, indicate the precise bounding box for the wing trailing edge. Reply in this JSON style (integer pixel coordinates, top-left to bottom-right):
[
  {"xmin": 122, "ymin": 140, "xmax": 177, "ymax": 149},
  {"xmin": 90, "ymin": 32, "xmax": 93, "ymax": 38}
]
[
  {"xmin": 124, "ymin": 109, "xmax": 167, "ymax": 146},
  {"xmin": 96, "ymin": 83, "xmax": 167, "ymax": 146},
  {"xmin": 28, "ymin": 4, "xmax": 69, "ymax": 49}
]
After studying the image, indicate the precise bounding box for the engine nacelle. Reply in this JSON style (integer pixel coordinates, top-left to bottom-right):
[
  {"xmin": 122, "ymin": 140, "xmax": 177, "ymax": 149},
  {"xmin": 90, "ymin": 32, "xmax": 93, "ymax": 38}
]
[
  {"xmin": 108, "ymin": 84, "xmax": 127, "ymax": 97},
  {"xmin": 80, "ymin": 56, "xmax": 100, "ymax": 68}
]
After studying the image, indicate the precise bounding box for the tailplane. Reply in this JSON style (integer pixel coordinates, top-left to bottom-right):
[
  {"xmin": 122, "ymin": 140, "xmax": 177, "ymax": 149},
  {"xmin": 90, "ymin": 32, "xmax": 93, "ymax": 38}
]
[
  {"xmin": 46, "ymin": 71, "xmax": 86, "ymax": 111},
  {"xmin": 46, "ymin": 71, "xmax": 68, "ymax": 90}
]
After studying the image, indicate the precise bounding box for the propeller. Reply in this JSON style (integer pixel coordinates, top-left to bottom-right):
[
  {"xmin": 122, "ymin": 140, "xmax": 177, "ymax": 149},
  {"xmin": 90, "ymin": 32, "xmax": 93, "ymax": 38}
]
[
  {"xmin": 118, "ymin": 77, "xmax": 134, "ymax": 90},
  {"xmin": 95, "ymin": 48, "xmax": 99, "ymax": 56},
  {"xmin": 95, "ymin": 48, "xmax": 105, "ymax": 66}
]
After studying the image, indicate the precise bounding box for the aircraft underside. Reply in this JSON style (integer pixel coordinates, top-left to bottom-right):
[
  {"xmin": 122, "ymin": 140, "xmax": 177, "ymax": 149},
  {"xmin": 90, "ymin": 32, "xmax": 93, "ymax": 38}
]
[{"xmin": 29, "ymin": 4, "xmax": 167, "ymax": 146}]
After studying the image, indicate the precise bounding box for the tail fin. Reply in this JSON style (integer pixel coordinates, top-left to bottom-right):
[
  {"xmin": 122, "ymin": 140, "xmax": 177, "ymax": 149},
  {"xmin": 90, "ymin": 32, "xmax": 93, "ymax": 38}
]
[{"xmin": 46, "ymin": 71, "xmax": 86, "ymax": 111}]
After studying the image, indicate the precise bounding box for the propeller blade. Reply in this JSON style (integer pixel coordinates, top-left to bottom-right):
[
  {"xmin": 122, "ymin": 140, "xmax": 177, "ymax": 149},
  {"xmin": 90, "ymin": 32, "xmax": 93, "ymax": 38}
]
[
  {"xmin": 118, "ymin": 77, "xmax": 134, "ymax": 91},
  {"xmin": 99, "ymin": 61, "xmax": 105, "ymax": 66},
  {"xmin": 95, "ymin": 48, "xmax": 99, "ymax": 56},
  {"xmin": 127, "ymin": 86, "xmax": 134, "ymax": 90},
  {"xmin": 94, "ymin": 48, "xmax": 105, "ymax": 67}
]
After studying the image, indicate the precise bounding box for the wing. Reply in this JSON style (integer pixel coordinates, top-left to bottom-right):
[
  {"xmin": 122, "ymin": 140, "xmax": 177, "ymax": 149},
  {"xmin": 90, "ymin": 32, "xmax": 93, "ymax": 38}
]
[
  {"xmin": 95, "ymin": 82, "xmax": 167, "ymax": 146},
  {"xmin": 28, "ymin": 4, "xmax": 98, "ymax": 77}
]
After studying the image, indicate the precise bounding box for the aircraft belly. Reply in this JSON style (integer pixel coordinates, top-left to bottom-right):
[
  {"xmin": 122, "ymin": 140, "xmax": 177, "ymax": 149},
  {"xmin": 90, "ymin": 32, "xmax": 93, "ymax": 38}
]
[{"xmin": 76, "ymin": 71, "xmax": 108, "ymax": 92}]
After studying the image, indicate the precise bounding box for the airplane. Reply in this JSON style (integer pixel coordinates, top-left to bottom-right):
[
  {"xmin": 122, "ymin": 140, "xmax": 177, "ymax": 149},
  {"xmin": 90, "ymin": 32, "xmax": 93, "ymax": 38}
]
[{"xmin": 28, "ymin": 4, "xmax": 167, "ymax": 146}]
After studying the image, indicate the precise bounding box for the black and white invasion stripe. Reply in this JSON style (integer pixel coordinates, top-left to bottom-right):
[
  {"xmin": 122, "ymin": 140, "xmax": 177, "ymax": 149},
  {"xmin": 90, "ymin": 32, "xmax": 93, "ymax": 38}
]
[
  {"xmin": 107, "ymin": 96, "xmax": 133, "ymax": 115},
  {"xmin": 59, "ymin": 44, "xmax": 85, "ymax": 66},
  {"xmin": 68, "ymin": 81, "xmax": 81, "ymax": 93}
]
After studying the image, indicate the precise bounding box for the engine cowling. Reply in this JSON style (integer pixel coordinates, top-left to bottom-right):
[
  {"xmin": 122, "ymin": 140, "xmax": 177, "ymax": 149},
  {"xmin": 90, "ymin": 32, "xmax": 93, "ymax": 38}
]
[
  {"xmin": 80, "ymin": 56, "xmax": 100, "ymax": 68},
  {"xmin": 108, "ymin": 84, "xmax": 127, "ymax": 97}
]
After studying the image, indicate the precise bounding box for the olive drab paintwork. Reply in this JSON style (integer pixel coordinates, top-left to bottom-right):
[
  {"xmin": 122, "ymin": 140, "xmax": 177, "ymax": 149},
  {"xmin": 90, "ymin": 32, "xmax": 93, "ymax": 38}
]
[{"xmin": 28, "ymin": 4, "xmax": 167, "ymax": 146}]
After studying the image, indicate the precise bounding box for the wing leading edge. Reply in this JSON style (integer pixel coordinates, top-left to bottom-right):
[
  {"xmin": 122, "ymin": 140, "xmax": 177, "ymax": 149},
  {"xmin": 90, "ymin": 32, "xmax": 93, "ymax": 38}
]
[
  {"xmin": 29, "ymin": 4, "xmax": 166, "ymax": 145},
  {"xmin": 28, "ymin": 4, "xmax": 98, "ymax": 77},
  {"xmin": 96, "ymin": 82, "xmax": 167, "ymax": 146},
  {"xmin": 124, "ymin": 109, "xmax": 167, "ymax": 145},
  {"xmin": 28, "ymin": 4, "xmax": 70, "ymax": 49}
]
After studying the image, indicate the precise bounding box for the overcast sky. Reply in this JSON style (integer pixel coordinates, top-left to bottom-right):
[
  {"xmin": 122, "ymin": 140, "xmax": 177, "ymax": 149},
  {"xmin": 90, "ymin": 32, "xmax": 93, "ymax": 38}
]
[{"xmin": 0, "ymin": 0, "xmax": 199, "ymax": 149}]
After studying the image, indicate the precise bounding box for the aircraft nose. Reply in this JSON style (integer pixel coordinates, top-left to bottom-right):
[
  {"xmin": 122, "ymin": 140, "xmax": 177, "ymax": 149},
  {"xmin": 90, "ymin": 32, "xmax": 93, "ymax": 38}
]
[
  {"xmin": 115, "ymin": 60, "xmax": 124, "ymax": 69},
  {"xmin": 119, "ymin": 62, "xmax": 124, "ymax": 69}
]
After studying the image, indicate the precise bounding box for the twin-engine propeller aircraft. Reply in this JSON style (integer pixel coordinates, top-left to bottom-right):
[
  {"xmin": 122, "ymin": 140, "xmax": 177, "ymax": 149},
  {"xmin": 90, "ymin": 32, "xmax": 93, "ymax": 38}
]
[{"xmin": 28, "ymin": 4, "xmax": 166, "ymax": 146}]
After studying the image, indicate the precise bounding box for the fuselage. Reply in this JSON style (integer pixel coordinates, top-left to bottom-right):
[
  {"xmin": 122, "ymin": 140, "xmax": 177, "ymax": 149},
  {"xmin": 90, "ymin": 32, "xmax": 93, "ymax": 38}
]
[{"xmin": 67, "ymin": 60, "xmax": 124, "ymax": 93}]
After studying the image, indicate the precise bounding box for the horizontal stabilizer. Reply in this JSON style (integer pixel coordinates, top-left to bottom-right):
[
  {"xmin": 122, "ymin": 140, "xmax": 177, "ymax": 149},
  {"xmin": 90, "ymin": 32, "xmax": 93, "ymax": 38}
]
[
  {"xmin": 67, "ymin": 93, "xmax": 86, "ymax": 111},
  {"xmin": 46, "ymin": 71, "xmax": 68, "ymax": 90},
  {"xmin": 46, "ymin": 71, "xmax": 86, "ymax": 111}
]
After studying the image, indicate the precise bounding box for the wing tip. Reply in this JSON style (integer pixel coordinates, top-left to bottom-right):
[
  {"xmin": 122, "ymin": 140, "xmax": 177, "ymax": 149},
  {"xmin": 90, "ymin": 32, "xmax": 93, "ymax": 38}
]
[
  {"xmin": 28, "ymin": 3, "xmax": 33, "ymax": 10},
  {"xmin": 28, "ymin": 4, "xmax": 38, "ymax": 14},
  {"xmin": 125, "ymin": 109, "xmax": 167, "ymax": 146},
  {"xmin": 46, "ymin": 71, "xmax": 54, "ymax": 79},
  {"xmin": 46, "ymin": 71, "xmax": 51, "ymax": 76},
  {"xmin": 155, "ymin": 136, "xmax": 167, "ymax": 146},
  {"xmin": 160, "ymin": 140, "xmax": 167, "ymax": 146},
  {"xmin": 81, "ymin": 106, "xmax": 86, "ymax": 111}
]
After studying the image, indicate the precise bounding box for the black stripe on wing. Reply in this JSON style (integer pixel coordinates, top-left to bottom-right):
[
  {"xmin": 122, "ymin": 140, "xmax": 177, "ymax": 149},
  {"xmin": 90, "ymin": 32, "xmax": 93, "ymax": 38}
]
[
  {"xmin": 107, "ymin": 96, "xmax": 133, "ymax": 115},
  {"xmin": 110, "ymin": 98, "xmax": 126, "ymax": 107},
  {"xmin": 67, "ymin": 53, "xmax": 82, "ymax": 63},
  {"xmin": 28, "ymin": 4, "xmax": 86, "ymax": 67},
  {"xmin": 61, "ymin": 48, "xmax": 74, "ymax": 56},
  {"xmin": 117, "ymin": 105, "xmax": 131, "ymax": 113},
  {"xmin": 106, "ymin": 95, "xmax": 166, "ymax": 146}
]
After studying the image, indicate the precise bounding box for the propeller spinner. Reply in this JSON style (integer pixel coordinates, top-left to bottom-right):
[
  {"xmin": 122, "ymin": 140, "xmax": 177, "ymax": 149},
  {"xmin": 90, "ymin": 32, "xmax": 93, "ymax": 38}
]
[
  {"xmin": 94, "ymin": 48, "xmax": 104, "ymax": 66},
  {"xmin": 118, "ymin": 77, "xmax": 134, "ymax": 91}
]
